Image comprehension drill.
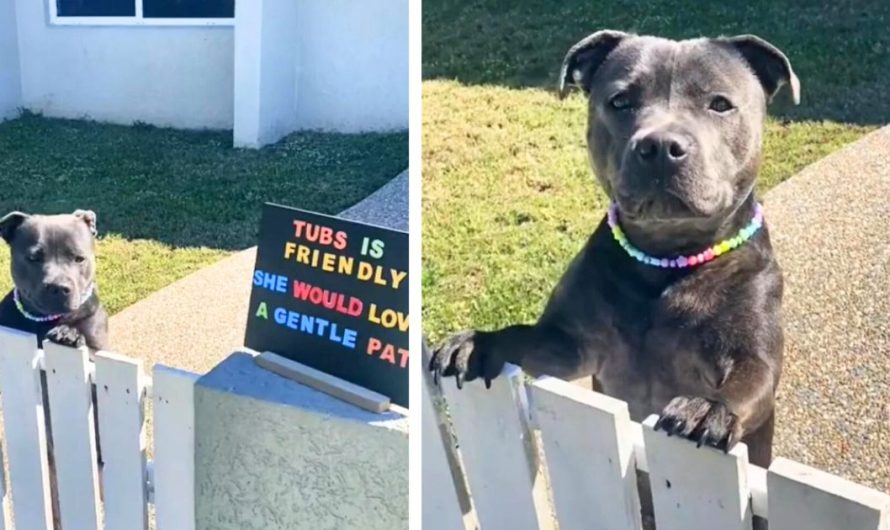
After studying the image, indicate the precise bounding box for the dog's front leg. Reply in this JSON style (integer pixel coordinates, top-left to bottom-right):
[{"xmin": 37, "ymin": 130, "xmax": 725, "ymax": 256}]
[
  {"xmin": 655, "ymin": 357, "xmax": 777, "ymax": 458},
  {"xmin": 429, "ymin": 323, "xmax": 594, "ymax": 388}
]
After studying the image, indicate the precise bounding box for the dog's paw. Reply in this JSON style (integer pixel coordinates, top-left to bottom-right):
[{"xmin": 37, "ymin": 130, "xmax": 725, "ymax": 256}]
[
  {"xmin": 655, "ymin": 396, "xmax": 741, "ymax": 452},
  {"xmin": 46, "ymin": 325, "xmax": 86, "ymax": 349},
  {"xmin": 429, "ymin": 330, "xmax": 504, "ymax": 390}
]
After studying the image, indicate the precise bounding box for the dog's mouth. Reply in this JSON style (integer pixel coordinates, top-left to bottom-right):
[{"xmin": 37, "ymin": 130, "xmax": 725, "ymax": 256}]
[{"xmin": 615, "ymin": 190, "xmax": 707, "ymax": 222}]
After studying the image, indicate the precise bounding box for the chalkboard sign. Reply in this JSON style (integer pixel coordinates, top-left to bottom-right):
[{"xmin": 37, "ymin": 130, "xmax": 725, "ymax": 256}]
[{"xmin": 245, "ymin": 203, "xmax": 409, "ymax": 407}]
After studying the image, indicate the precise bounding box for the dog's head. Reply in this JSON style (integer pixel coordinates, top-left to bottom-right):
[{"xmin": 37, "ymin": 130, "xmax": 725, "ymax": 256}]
[
  {"xmin": 1, "ymin": 210, "xmax": 98, "ymax": 315},
  {"xmin": 560, "ymin": 31, "xmax": 798, "ymax": 227}
]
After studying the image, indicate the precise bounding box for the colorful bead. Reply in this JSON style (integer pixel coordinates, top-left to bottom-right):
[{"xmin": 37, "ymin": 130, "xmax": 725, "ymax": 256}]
[{"xmin": 606, "ymin": 202, "xmax": 764, "ymax": 269}]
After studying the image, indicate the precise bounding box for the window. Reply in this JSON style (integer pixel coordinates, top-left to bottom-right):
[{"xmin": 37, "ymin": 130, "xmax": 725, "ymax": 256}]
[{"xmin": 51, "ymin": 0, "xmax": 235, "ymax": 25}]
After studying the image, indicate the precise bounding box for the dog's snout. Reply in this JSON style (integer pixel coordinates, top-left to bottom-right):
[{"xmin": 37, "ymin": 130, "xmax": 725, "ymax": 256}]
[
  {"xmin": 46, "ymin": 282, "xmax": 72, "ymax": 298},
  {"xmin": 634, "ymin": 132, "xmax": 690, "ymax": 164}
]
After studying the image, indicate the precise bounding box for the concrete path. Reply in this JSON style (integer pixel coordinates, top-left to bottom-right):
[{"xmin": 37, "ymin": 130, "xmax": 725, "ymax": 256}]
[
  {"xmin": 764, "ymin": 125, "xmax": 890, "ymax": 493},
  {"xmin": 108, "ymin": 169, "xmax": 408, "ymax": 375}
]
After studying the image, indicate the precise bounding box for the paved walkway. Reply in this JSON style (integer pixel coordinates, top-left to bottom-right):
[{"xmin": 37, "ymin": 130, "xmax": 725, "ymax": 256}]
[
  {"xmin": 108, "ymin": 169, "xmax": 408, "ymax": 375},
  {"xmin": 764, "ymin": 125, "xmax": 889, "ymax": 493}
]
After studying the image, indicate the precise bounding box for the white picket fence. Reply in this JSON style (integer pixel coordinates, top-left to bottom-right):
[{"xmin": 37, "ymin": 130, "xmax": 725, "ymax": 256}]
[
  {"xmin": 423, "ymin": 362, "xmax": 890, "ymax": 530},
  {"xmin": 0, "ymin": 325, "xmax": 199, "ymax": 530}
]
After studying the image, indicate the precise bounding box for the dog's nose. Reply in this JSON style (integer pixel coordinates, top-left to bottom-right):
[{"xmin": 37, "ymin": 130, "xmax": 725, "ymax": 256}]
[
  {"xmin": 635, "ymin": 132, "xmax": 690, "ymax": 164},
  {"xmin": 47, "ymin": 283, "xmax": 72, "ymax": 297}
]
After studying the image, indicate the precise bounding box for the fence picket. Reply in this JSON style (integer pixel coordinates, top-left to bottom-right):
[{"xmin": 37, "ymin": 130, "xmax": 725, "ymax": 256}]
[
  {"xmin": 153, "ymin": 364, "xmax": 199, "ymax": 530},
  {"xmin": 0, "ymin": 442, "xmax": 11, "ymax": 530},
  {"xmin": 422, "ymin": 369, "xmax": 467, "ymax": 530},
  {"xmin": 440, "ymin": 364, "xmax": 545, "ymax": 530},
  {"xmin": 767, "ymin": 457, "xmax": 890, "ymax": 530},
  {"xmin": 0, "ymin": 326, "xmax": 53, "ymax": 530},
  {"xmin": 44, "ymin": 340, "xmax": 102, "ymax": 530},
  {"xmin": 642, "ymin": 414, "xmax": 752, "ymax": 530},
  {"xmin": 529, "ymin": 376, "xmax": 643, "ymax": 530},
  {"xmin": 95, "ymin": 351, "xmax": 149, "ymax": 530}
]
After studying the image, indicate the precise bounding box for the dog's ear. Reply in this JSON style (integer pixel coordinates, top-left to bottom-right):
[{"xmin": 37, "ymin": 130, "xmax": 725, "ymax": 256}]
[
  {"xmin": 73, "ymin": 209, "xmax": 98, "ymax": 237},
  {"xmin": 0, "ymin": 212, "xmax": 28, "ymax": 244},
  {"xmin": 559, "ymin": 30, "xmax": 629, "ymax": 100},
  {"xmin": 719, "ymin": 35, "xmax": 800, "ymax": 105}
]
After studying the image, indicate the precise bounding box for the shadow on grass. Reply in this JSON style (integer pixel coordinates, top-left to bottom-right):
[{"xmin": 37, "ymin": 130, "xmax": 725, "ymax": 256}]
[
  {"xmin": 0, "ymin": 114, "xmax": 409, "ymax": 250},
  {"xmin": 423, "ymin": 0, "xmax": 890, "ymax": 125}
]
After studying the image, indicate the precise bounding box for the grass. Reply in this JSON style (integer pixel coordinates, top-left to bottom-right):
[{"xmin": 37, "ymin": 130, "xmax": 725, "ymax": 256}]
[
  {"xmin": 421, "ymin": 0, "xmax": 886, "ymax": 342},
  {"xmin": 0, "ymin": 113, "xmax": 408, "ymax": 315}
]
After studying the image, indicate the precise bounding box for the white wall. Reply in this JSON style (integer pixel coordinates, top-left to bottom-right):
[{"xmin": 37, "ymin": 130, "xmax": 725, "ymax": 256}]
[
  {"xmin": 233, "ymin": 0, "xmax": 299, "ymax": 148},
  {"xmin": 14, "ymin": 0, "xmax": 234, "ymax": 129},
  {"xmin": 0, "ymin": 0, "xmax": 22, "ymax": 120},
  {"xmin": 294, "ymin": 0, "xmax": 408, "ymax": 133},
  {"xmin": 7, "ymin": 0, "xmax": 406, "ymax": 141}
]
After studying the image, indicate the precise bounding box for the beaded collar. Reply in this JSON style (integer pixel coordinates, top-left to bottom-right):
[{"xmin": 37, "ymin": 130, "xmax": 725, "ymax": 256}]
[
  {"xmin": 13, "ymin": 283, "xmax": 94, "ymax": 322},
  {"xmin": 607, "ymin": 202, "xmax": 764, "ymax": 268}
]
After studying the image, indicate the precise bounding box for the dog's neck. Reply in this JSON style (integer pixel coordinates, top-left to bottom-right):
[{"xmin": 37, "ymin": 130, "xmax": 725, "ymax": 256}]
[{"xmin": 616, "ymin": 194, "xmax": 758, "ymax": 259}]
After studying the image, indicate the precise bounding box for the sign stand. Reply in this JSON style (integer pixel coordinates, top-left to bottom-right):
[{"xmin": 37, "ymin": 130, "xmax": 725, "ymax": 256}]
[{"xmin": 254, "ymin": 351, "xmax": 392, "ymax": 414}]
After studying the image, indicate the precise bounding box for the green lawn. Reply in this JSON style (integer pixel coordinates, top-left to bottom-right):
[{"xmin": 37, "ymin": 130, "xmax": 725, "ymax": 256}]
[
  {"xmin": 0, "ymin": 114, "xmax": 408, "ymax": 315},
  {"xmin": 421, "ymin": 0, "xmax": 886, "ymax": 342}
]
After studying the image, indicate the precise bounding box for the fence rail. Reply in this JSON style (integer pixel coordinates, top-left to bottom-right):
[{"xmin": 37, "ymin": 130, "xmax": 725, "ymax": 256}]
[
  {"xmin": 0, "ymin": 325, "xmax": 198, "ymax": 530},
  {"xmin": 423, "ymin": 355, "xmax": 890, "ymax": 530}
]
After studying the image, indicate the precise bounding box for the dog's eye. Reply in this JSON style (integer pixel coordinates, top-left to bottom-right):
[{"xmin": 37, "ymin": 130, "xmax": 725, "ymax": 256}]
[
  {"xmin": 709, "ymin": 96, "xmax": 735, "ymax": 113},
  {"xmin": 74, "ymin": 256, "xmax": 86, "ymax": 264},
  {"xmin": 609, "ymin": 92, "xmax": 634, "ymax": 111},
  {"xmin": 26, "ymin": 253, "xmax": 41, "ymax": 263}
]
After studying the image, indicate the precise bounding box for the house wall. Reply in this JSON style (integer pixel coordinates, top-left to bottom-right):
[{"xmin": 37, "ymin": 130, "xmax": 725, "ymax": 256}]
[
  {"xmin": 13, "ymin": 0, "xmax": 234, "ymax": 129},
  {"xmin": 0, "ymin": 0, "xmax": 22, "ymax": 120},
  {"xmin": 235, "ymin": 0, "xmax": 408, "ymax": 146},
  {"xmin": 233, "ymin": 0, "xmax": 299, "ymax": 147},
  {"xmin": 294, "ymin": 0, "xmax": 408, "ymax": 133},
  {"xmin": 9, "ymin": 0, "xmax": 406, "ymax": 139}
]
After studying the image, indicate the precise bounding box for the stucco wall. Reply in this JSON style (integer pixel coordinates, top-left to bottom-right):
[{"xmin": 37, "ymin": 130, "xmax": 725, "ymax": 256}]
[
  {"xmin": 13, "ymin": 0, "xmax": 234, "ymax": 129},
  {"xmin": 233, "ymin": 0, "xmax": 299, "ymax": 147},
  {"xmin": 0, "ymin": 0, "xmax": 22, "ymax": 120},
  {"xmin": 194, "ymin": 352, "xmax": 408, "ymax": 530},
  {"xmin": 294, "ymin": 0, "xmax": 408, "ymax": 133},
  {"xmin": 8, "ymin": 0, "xmax": 406, "ymax": 138}
]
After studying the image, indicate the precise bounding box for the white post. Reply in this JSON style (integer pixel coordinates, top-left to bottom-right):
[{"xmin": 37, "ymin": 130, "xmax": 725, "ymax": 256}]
[
  {"xmin": 0, "ymin": 441, "xmax": 11, "ymax": 530},
  {"xmin": 233, "ymin": 0, "xmax": 298, "ymax": 148},
  {"xmin": 642, "ymin": 414, "xmax": 753, "ymax": 530},
  {"xmin": 153, "ymin": 365, "xmax": 199, "ymax": 530},
  {"xmin": 768, "ymin": 457, "xmax": 890, "ymax": 530},
  {"xmin": 421, "ymin": 370, "xmax": 466, "ymax": 530},
  {"xmin": 43, "ymin": 341, "xmax": 102, "ymax": 530},
  {"xmin": 529, "ymin": 377, "xmax": 643, "ymax": 530},
  {"xmin": 0, "ymin": 327, "xmax": 54, "ymax": 530},
  {"xmin": 439, "ymin": 364, "xmax": 545, "ymax": 530},
  {"xmin": 95, "ymin": 351, "xmax": 149, "ymax": 530}
]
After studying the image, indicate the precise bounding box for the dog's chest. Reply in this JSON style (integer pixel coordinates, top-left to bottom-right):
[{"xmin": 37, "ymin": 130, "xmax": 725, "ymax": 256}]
[{"xmin": 594, "ymin": 295, "xmax": 725, "ymax": 421}]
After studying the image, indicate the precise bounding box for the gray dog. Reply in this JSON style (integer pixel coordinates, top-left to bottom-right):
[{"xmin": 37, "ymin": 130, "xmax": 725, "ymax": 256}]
[
  {"xmin": 431, "ymin": 30, "xmax": 798, "ymax": 473},
  {"xmin": 0, "ymin": 210, "xmax": 108, "ymax": 349},
  {"xmin": 0, "ymin": 209, "xmax": 109, "ymax": 529}
]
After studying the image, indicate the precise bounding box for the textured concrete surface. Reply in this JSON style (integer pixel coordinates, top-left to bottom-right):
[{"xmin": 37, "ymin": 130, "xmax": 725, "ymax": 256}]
[
  {"xmin": 194, "ymin": 352, "xmax": 408, "ymax": 530},
  {"xmin": 108, "ymin": 169, "xmax": 409, "ymax": 374},
  {"xmin": 340, "ymin": 169, "xmax": 409, "ymax": 232},
  {"xmin": 765, "ymin": 125, "xmax": 890, "ymax": 494}
]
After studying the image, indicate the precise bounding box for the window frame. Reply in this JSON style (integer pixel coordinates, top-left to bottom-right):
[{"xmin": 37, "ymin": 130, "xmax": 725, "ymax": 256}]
[{"xmin": 49, "ymin": 0, "xmax": 235, "ymax": 27}]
